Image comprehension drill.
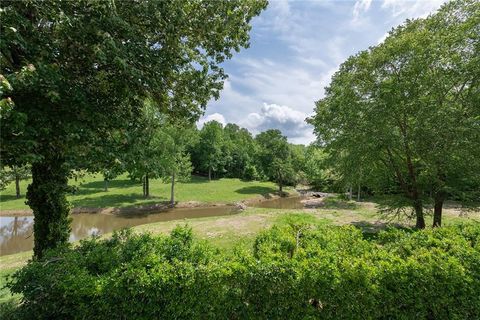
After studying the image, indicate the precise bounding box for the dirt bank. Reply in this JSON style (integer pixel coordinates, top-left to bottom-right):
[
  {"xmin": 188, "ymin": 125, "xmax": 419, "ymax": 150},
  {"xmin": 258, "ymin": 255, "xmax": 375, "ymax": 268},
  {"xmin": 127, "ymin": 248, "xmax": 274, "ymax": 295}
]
[{"xmin": 0, "ymin": 191, "xmax": 296, "ymax": 217}]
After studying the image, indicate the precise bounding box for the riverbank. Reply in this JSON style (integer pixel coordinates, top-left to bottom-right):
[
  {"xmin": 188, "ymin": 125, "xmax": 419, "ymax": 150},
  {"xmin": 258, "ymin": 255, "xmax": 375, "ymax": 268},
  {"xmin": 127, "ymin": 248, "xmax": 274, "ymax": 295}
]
[
  {"xmin": 2, "ymin": 197, "xmax": 479, "ymax": 309},
  {"xmin": 0, "ymin": 175, "xmax": 293, "ymax": 214},
  {"xmin": 0, "ymin": 189, "xmax": 295, "ymax": 217},
  {"xmin": 2, "ymin": 198, "xmax": 478, "ymax": 267}
]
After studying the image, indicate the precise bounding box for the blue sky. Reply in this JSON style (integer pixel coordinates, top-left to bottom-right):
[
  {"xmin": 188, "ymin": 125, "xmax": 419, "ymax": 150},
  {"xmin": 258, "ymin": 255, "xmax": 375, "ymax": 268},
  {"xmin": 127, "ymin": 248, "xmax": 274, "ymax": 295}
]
[{"xmin": 198, "ymin": 0, "xmax": 447, "ymax": 144}]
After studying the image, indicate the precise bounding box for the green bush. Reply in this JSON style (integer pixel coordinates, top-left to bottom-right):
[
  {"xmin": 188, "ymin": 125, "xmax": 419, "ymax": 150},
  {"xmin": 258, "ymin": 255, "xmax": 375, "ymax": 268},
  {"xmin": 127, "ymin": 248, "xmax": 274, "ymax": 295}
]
[{"xmin": 7, "ymin": 224, "xmax": 480, "ymax": 319}]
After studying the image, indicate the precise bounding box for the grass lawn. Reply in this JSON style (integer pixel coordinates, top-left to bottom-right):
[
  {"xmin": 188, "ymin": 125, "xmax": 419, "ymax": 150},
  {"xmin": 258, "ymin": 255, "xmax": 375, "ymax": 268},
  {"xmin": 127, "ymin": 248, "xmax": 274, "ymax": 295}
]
[{"xmin": 0, "ymin": 174, "xmax": 287, "ymax": 211}]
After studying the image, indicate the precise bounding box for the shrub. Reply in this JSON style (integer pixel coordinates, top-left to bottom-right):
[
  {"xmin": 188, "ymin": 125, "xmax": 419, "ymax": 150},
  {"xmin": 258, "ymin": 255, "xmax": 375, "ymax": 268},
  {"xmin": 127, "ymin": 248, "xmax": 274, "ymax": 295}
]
[{"xmin": 7, "ymin": 224, "xmax": 480, "ymax": 319}]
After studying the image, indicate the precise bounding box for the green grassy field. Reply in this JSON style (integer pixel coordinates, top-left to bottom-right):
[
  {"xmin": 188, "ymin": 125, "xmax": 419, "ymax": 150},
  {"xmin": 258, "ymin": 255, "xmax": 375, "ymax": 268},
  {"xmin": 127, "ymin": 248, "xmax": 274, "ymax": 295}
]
[{"xmin": 0, "ymin": 174, "xmax": 287, "ymax": 211}]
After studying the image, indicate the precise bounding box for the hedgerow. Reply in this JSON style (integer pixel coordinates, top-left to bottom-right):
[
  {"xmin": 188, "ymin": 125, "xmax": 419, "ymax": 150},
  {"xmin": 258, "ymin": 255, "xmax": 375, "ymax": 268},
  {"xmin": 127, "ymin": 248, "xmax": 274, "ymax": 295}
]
[{"xmin": 7, "ymin": 223, "xmax": 480, "ymax": 319}]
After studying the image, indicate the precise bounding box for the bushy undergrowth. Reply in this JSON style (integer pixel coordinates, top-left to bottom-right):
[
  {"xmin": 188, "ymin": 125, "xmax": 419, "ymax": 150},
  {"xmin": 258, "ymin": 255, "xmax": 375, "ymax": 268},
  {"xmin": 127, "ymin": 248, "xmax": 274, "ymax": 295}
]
[{"xmin": 6, "ymin": 223, "xmax": 480, "ymax": 319}]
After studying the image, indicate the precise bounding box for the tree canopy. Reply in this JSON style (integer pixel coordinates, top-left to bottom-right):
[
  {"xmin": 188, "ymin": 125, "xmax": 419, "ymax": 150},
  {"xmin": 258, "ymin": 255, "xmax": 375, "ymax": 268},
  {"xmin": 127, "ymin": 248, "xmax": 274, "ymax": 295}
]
[
  {"xmin": 256, "ymin": 129, "xmax": 295, "ymax": 192},
  {"xmin": 0, "ymin": 0, "xmax": 267, "ymax": 257},
  {"xmin": 308, "ymin": 0, "xmax": 480, "ymax": 228}
]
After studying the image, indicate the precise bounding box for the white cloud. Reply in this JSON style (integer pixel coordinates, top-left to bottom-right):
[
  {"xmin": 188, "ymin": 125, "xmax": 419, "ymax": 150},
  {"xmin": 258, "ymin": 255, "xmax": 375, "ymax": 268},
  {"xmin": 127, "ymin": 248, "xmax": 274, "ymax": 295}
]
[
  {"xmin": 197, "ymin": 103, "xmax": 316, "ymax": 145},
  {"xmin": 197, "ymin": 113, "xmax": 226, "ymax": 128},
  {"xmin": 241, "ymin": 103, "xmax": 315, "ymax": 145},
  {"xmin": 228, "ymin": 57, "xmax": 334, "ymax": 115}
]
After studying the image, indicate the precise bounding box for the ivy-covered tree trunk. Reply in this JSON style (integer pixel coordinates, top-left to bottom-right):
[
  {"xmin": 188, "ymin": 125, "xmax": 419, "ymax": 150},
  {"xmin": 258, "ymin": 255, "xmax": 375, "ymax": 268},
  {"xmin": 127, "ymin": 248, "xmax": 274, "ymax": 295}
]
[
  {"xmin": 208, "ymin": 166, "xmax": 212, "ymax": 181},
  {"xmin": 170, "ymin": 171, "xmax": 175, "ymax": 207},
  {"xmin": 15, "ymin": 173, "xmax": 20, "ymax": 198},
  {"xmin": 26, "ymin": 156, "xmax": 71, "ymax": 259}
]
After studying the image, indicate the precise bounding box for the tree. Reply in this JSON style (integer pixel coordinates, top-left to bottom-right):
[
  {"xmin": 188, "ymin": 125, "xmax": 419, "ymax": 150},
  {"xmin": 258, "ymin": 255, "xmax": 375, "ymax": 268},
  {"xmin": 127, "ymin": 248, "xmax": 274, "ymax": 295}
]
[
  {"xmin": 0, "ymin": 0, "xmax": 267, "ymax": 257},
  {"xmin": 194, "ymin": 120, "xmax": 226, "ymax": 181},
  {"xmin": 223, "ymin": 123, "xmax": 258, "ymax": 180},
  {"xmin": 0, "ymin": 165, "xmax": 30, "ymax": 197},
  {"xmin": 303, "ymin": 145, "xmax": 336, "ymax": 191},
  {"xmin": 158, "ymin": 120, "xmax": 196, "ymax": 206},
  {"xmin": 290, "ymin": 144, "xmax": 307, "ymax": 186},
  {"xmin": 256, "ymin": 130, "xmax": 294, "ymax": 193},
  {"xmin": 309, "ymin": 0, "xmax": 479, "ymax": 228},
  {"xmin": 123, "ymin": 102, "xmax": 166, "ymax": 198}
]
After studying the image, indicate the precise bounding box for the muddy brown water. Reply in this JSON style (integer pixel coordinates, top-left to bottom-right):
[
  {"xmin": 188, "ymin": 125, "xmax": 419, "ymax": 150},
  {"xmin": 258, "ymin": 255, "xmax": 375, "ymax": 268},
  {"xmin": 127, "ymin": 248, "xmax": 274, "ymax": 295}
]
[
  {"xmin": 0, "ymin": 196, "xmax": 306, "ymax": 256},
  {"xmin": 0, "ymin": 206, "xmax": 239, "ymax": 256}
]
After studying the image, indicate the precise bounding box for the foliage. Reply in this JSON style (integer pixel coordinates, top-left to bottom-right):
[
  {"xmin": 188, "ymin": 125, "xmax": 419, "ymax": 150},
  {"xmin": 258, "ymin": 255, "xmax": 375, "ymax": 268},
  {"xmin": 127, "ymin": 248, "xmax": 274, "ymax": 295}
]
[
  {"xmin": 255, "ymin": 129, "xmax": 295, "ymax": 192},
  {"xmin": 308, "ymin": 0, "xmax": 480, "ymax": 228},
  {"xmin": 0, "ymin": 166, "xmax": 29, "ymax": 192},
  {"xmin": 191, "ymin": 120, "xmax": 226, "ymax": 181},
  {"xmin": 303, "ymin": 145, "xmax": 337, "ymax": 191},
  {"xmin": 157, "ymin": 119, "xmax": 197, "ymax": 204},
  {"xmin": 123, "ymin": 102, "xmax": 167, "ymax": 197},
  {"xmin": 223, "ymin": 123, "xmax": 259, "ymax": 180},
  {"xmin": 7, "ymin": 224, "xmax": 480, "ymax": 319},
  {"xmin": 0, "ymin": 0, "xmax": 267, "ymax": 256}
]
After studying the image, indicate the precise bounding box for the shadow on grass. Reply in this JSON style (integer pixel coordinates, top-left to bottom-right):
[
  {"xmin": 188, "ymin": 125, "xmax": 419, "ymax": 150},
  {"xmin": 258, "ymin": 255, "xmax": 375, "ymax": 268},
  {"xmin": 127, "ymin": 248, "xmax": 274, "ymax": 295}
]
[
  {"xmin": 351, "ymin": 220, "xmax": 392, "ymax": 233},
  {"xmin": 0, "ymin": 299, "xmax": 19, "ymax": 319},
  {"xmin": 321, "ymin": 197, "xmax": 359, "ymax": 210},
  {"xmin": 78, "ymin": 179, "xmax": 139, "ymax": 190},
  {"xmin": 0, "ymin": 195, "xmax": 23, "ymax": 203},
  {"xmin": 71, "ymin": 193, "xmax": 166, "ymax": 208},
  {"xmin": 351, "ymin": 220, "xmax": 414, "ymax": 240},
  {"xmin": 184, "ymin": 175, "xmax": 210, "ymax": 184},
  {"xmin": 235, "ymin": 186, "xmax": 278, "ymax": 196}
]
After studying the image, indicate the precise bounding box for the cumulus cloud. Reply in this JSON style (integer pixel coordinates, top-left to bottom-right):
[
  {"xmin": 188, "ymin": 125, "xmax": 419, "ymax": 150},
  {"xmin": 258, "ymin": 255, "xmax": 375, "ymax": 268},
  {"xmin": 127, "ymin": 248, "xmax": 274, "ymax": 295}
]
[
  {"xmin": 197, "ymin": 112, "xmax": 226, "ymax": 128},
  {"xmin": 241, "ymin": 103, "xmax": 315, "ymax": 145}
]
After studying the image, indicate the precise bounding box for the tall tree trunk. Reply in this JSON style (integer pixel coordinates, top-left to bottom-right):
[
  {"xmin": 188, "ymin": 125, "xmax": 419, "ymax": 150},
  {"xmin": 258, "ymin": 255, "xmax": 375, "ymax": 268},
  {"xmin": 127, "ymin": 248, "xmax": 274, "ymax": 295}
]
[
  {"xmin": 357, "ymin": 184, "xmax": 361, "ymax": 202},
  {"xmin": 433, "ymin": 192, "xmax": 445, "ymax": 228},
  {"xmin": 208, "ymin": 166, "xmax": 211, "ymax": 181},
  {"xmin": 15, "ymin": 173, "xmax": 20, "ymax": 198},
  {"xmin": 170, "ymin": 171, "xmax": 175, "ymax": 206},
  {"xmin": 104, "ymin": 178, "xmax": 108, "ymax": 192},
  {"xmin": 413, "ymin": 198, "xmax": 425, "ymax": 229},
  {"xmin": 348, "ymin": 185, "xmax": 352, "ymax": 201},
  {"xmin": 142, "ymin": 176, "xmax": 146, "ymax": 197},
  {"xmin": 27, "ymin": 156, "xmax": 71, "ymax": 259},
  {"xmin": 145, "ymin": 173, "xmax": 149, "ymax": 197},
  {"xmin": 278, "ymin": 170, "xmax": 283, "ymax": 194}
]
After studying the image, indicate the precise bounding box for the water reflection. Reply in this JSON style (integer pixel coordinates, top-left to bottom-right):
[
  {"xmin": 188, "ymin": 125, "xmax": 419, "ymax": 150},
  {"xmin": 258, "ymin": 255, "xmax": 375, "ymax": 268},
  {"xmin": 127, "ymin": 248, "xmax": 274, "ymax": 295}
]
[
  {"xmin": 0, "ymin": 216, "xmax": 34, "ymax": 256},
  {"xmin": 0, "ymin": 206, "xmax": 237, "ymax": 256}
]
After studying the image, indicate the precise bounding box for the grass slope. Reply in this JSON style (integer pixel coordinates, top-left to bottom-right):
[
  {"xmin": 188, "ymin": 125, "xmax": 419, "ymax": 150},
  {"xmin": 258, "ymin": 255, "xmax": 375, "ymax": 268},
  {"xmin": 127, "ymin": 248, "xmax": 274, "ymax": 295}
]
[{"xmin": 0, "ymin": 174, "xmax": 285, "ymax": 211}]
